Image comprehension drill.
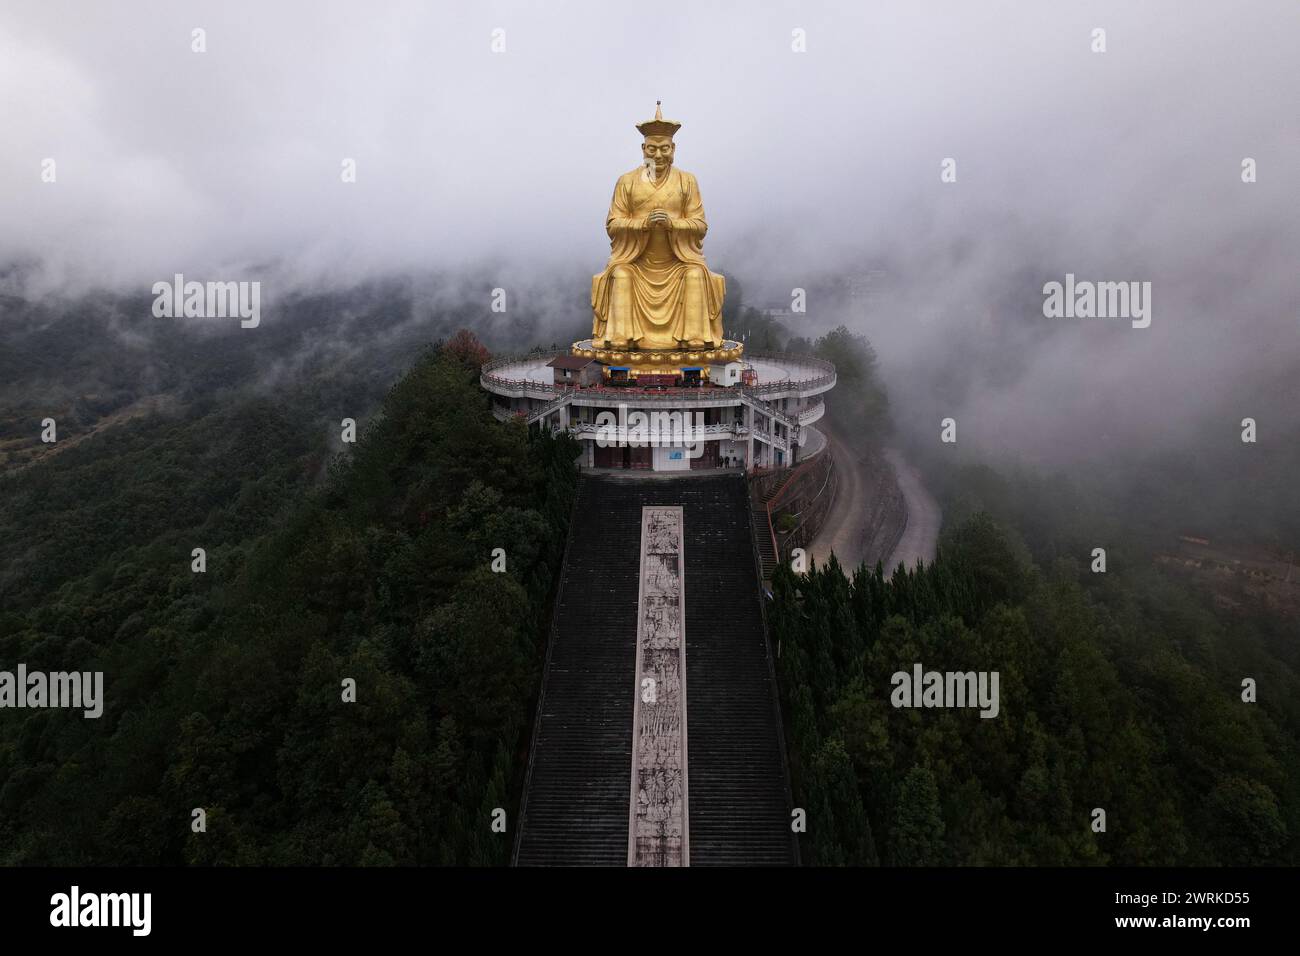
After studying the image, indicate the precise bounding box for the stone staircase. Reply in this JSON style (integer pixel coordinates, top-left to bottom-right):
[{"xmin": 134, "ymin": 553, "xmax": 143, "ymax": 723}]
[
  {"xmin": 751, "ymin": 502, "xmax": 779, "ymax": 580},
  {"xmin": 513, "ymin": 473, "xmax": 796, "ymax": 866},
  {"xmin": 749, "ymin": 471, "xmax": 792, "ymax": 581}
]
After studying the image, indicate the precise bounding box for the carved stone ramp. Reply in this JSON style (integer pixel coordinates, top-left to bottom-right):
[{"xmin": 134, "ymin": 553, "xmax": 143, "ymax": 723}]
[{"xmin": 629, "ymin": 507, "xmax": 689, "ymax": 866}]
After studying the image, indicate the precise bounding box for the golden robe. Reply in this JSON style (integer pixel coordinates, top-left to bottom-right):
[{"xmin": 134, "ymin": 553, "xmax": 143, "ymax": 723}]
[{"xmin": 591, "ymin": 166, "xmax": 726, "ymax": 348}]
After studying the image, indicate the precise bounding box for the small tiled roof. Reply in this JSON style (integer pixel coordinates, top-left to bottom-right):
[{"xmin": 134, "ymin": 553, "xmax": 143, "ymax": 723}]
[{"xmin": 547, "ymin": 355, "xmax": 597, "ymax": 370}]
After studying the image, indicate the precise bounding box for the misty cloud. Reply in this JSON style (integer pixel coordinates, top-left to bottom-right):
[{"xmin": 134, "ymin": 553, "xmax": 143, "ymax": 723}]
[{"xmin": 2, "ymin": 0, "xmax": 1297, "ymax": 467}]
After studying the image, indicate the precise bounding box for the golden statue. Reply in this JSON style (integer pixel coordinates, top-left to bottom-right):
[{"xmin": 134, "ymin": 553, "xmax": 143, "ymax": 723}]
[{"xmin": 591, "ymin": 103, "xmax": 726, "ymax": 351}]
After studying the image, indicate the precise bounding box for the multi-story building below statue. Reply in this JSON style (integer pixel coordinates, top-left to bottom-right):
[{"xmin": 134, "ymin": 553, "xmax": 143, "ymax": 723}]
[{"xmin": 481, "ymin": 349, "xmax": 835, "ymax": 472}]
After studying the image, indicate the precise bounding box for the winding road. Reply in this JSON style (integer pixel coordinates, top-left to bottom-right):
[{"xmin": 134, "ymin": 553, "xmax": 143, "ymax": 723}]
[
  {"xmin": 882, "ymin": 447, "xmax": 941, "ymax": 571},
  {"xmin": 806, "ymin": 431, "xmax": 868, "ymax": 572},
  {"xmin": 806, "ymin": 436, "xmax": 940, "ymax": 575}
]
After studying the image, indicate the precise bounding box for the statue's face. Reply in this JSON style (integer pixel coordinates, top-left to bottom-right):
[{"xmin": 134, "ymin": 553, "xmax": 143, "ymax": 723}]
[{"xmin": 642, "ymin": 136, "xmax": 675, "ymax": 173}]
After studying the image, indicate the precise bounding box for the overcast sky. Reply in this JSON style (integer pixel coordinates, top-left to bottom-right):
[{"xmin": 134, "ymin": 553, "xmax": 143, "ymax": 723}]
[{"xmin": 3, "ymin": 0, "xmax": 1298, "ymax": 464}]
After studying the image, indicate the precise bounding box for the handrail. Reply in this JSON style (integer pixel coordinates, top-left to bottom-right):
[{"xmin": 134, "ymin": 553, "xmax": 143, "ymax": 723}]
[
  {"xmin": 785, "ymin": 454, "xmax": 836, "ymax": 542},
  {"xmin": 572, "ymin": 421, "xmax": 742, "ymax": 438},
  {"xmin": 765, "ymin": 509, "xmax": 780, "ymax": 569},
  {"xmin": 762, "ymin": 485, "xmax": 787, "ymax": 561},
  {"xmin": 483, "ymin": 377, "xmax": 836, "ymax": 403},
  {"xmin": 797, "ymin": 401, "xmax": 825, "ymax": 425},
  {"xmin": 739, "ymin": 391, "xmax": 799, "ymax": 432},
  {"xmin": 741, "ymin": 351, "xmax": 837, "ymax": 397},
  {"xmin": 743, "ymin": 350, "xmax": 836, "ymax": 373},
  {"xmin": 482, "ymin": 381, "xmax": 836, "ymax": 408},
  {"xmin": 760, "ymin": 450, "xmax": 837, "ymax": 565},
  {"xmin": 527, "ymin": 387, "xmax": 576, "ymax": 423},
  {"xmin": 481, "ymin": 348, "xmax": 570, "ymax": 374},
  {"xmin": 768, "ymin": 451, "xmax": 827, "ymax": 513},
  {"xmin": 752, "ymin": 471, "xmax": 789, "ymax": 572}
]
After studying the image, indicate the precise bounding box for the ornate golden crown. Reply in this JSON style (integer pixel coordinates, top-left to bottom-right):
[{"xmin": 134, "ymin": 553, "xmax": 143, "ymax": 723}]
[{"xmin": 636, "ymin": 100, "xmax": 681, "ymax": 138}]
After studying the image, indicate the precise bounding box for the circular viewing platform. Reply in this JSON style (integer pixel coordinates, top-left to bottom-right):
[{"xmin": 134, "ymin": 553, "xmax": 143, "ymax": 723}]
[{"xmin": 481, "ymin": 349, "xmax": 836, "ymax": 402}]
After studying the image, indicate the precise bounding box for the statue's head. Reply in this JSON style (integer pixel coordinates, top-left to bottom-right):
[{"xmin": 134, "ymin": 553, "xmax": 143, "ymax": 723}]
[
  {"xmin": 635, "ymin": 101, "xmax": 681, "ymax": 175},
  {"xmin": 642, "ymin": 135, "xmax": 675, "ymax": 174}
]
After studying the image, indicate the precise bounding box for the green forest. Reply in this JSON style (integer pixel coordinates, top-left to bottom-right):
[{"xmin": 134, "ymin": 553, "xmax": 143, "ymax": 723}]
[
  {"xmin": 0, "ymin": 338, "xmax": 577, "ymax": 864},
  {"xmin": 2, "ymin": 295, "xmax": 1296, "ymax": 867},
  {"xmin": 774, "ymin": 502, "xmax": 1299, "ymax": 866}
]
